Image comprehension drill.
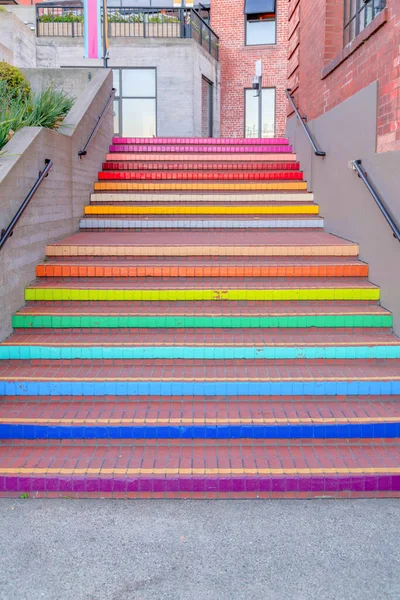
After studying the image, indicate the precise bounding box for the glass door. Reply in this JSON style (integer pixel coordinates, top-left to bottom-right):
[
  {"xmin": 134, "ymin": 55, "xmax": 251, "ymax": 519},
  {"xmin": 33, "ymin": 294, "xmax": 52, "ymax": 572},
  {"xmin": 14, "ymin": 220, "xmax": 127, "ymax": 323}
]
[{"xmin": 113, "ymin": 68, "xmax": 157, "ymax": 137}]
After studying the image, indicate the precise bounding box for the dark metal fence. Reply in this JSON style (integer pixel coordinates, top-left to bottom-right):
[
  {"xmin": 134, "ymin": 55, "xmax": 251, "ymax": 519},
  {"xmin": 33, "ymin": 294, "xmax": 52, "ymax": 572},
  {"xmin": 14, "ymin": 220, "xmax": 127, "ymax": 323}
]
[{"xmin": 36, "ymin": 5, "xmax": 219, "ymax": 60}]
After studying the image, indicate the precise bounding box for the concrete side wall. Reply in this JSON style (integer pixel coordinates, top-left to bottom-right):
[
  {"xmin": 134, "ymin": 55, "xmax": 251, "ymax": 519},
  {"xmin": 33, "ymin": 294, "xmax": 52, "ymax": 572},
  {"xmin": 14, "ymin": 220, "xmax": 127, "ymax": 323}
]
[
  {"xmin": 0, "ymin": 69, "xmax": 113, "ymax": 342},
  {"xmin": 36, "ymin": 37, "xmax": 220, "ymax": 137},
  {"xmin": 0, "ymin": 12, "xmax": 36, "ymax": 67},
  {"xmin": 287, "ymin": 82, "xmax": 400, "ymax": 333},
  {"xmin": 21, "ymin": 68, "xmax": 100, "ymax": 98}
]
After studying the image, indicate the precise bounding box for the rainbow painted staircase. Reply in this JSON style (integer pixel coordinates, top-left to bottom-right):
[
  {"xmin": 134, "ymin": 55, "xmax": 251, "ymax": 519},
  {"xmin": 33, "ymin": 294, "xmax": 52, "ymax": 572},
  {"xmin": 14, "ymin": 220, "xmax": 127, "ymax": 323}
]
[{"xmin": 0, "ymin": 136, "xmax": 400, "ymax": 498}]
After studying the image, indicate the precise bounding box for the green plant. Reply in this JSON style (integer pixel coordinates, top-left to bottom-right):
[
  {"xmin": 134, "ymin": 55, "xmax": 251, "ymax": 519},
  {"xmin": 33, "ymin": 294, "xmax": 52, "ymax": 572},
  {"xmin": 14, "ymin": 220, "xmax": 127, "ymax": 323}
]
[
  {"xmin": 20, "ymin": 493, "xmax": 30, "ymax": 499},
  {"xmin": 39, "ymin": 11, "xmax": 83, "ymax": 23},
  {"xmin": 0, "ymin": 62, "xmax": 31, "ymax": 100},
  {"xmin": 25, "ymin": 87, "xmax": 75, "ymax": 129},
  {"xmin": 0, "ymin": 82, "xmax": 75, "ymax": 151},
  {"xmin": 0, "ymin": 6, "xmax": 8, "ymax": 12}
]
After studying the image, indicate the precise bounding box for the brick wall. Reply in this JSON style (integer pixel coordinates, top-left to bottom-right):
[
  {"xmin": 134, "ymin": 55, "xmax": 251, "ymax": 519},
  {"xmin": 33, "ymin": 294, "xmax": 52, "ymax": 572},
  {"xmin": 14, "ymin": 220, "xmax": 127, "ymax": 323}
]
[
  {"xmin": 289, "ymin": 0, "xmax": 399, "ymax": 153},
  {"xmin": 211, "ymin": 0, "xmax": 289, "ymax": 138}
]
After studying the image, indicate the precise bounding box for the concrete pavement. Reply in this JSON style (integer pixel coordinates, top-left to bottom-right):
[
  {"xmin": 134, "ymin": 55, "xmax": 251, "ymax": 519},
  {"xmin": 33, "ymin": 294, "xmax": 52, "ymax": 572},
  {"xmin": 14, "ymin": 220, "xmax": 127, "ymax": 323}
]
[{"xmin": 0, "ymin": 499, "xmax": 399, "ymax": 600}]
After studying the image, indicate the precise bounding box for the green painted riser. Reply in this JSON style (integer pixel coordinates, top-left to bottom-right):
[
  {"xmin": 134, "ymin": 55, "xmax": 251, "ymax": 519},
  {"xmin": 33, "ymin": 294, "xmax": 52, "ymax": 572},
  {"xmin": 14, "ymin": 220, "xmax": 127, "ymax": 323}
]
[
  {"xmin": 1, "ymin": 345, "xmax": 400, "ymax": 360},
  {"xmin": 12, "ymin": 314, "xmax": 393, "ymax": 329},
  {"xmin": 24, "ymin": 289, "xmax": 380, "ymax": 302}
]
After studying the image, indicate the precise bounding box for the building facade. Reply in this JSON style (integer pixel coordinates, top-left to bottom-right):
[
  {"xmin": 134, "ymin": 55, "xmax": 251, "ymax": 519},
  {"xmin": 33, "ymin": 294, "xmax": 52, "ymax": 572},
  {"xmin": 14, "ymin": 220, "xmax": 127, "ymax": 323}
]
[
  {"xmin": 288, "ymin": 0, "xmax": 399, "ymax": 154},
  {"xmin": 286, "ymin": 0, "xmax": 400, "ymax": 329},
  {"xmin": 210, "ymin": 0, "xmax": 289, "ymax": 138}
]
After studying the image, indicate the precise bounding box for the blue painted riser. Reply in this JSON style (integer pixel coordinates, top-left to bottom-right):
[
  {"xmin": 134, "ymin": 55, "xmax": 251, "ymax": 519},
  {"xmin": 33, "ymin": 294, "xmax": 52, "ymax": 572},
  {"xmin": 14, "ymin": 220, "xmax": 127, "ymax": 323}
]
[
  {"xmin": 1, "ymin": 423, "xmax": 400, "ymax": 440},
  {"xmin": 1, "ymin": 381, "xmax": 400, "ymax": 396}
]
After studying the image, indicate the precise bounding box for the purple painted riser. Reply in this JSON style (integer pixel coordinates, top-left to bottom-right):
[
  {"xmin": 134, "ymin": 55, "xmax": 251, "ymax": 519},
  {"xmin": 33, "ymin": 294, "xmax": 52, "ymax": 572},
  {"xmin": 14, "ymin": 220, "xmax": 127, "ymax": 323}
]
[
  {"xmin": 2, "ymin": 476, "xmax": 399, "ymax": 493},
  {"xmin": 109, "ymin": 145, "xmax": 293, "ymax": 153}
]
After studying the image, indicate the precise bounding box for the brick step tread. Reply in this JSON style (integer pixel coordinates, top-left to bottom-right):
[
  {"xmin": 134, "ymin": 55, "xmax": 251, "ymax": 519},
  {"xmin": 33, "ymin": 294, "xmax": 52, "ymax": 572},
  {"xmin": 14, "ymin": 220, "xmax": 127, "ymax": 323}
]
[
  {"xmin": 45, "ymin": 230, "xmax": 356, "ymax": 247},
  {"xmin": 17, "ymin": 301, "xmax": 388, "ymax": 315},
  {"xmin": 102, "ymin": 162, "xmax": 301, "ymax": 171},
  {"xmin": 4, "ymin": 330, "xmax": 398, "ymax": 347},
  {"xmin": 98, "ymin": 172, "xmax": 305, "ymax": 181},
  {"xmin": 26, "ymin": 277, "xmax": 375, "ymax": 290},
  {"xmin": 2, "ymin": 400, "xmax": 400, "ymax": 439},
  {"xmin": 109, "ymin": 145, "xmax": 293, "ymax": 153},
  {"xmin": 94, "ymin": 183, "xmax": 309, "ymax": 191},
  {"xmin": 0, "ymin": 439, "xmax": 399, "ymax": 476},
  {"xmin": 112, "ymin": 137, "xmax": 290, "ymax": 145},
  {"xmin": 1, "ymin": 360, "xmax": 400, "ymax": 380},
  {"xmin": 90, "ymin": 198, "xmax": 314, "ymax": 206},
  {"xmin": 26, "ymin": 276, "xmax": 375, "ymax": 289},
  {"xmin": 105, "ymin": 153, "xmax": 299, "ymax": 162},
  {"xmin": 37, "ymin": 257, "xmax": 366, "ymax": 265},
  {"xmin": 2, "ymin": 398, "xmax": 399, "ymax": 423}
]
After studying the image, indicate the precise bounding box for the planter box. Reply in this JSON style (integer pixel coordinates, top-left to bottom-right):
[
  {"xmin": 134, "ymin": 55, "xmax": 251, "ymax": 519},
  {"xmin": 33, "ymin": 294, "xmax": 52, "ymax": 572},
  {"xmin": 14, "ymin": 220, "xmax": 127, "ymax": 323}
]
[
  {"xmin": 109, "ymin": 21, "xmax": 180, "ymax": 38},
  {"xmin": 38, "ymin": 22, "xmax": 83, "ymax": 37}
]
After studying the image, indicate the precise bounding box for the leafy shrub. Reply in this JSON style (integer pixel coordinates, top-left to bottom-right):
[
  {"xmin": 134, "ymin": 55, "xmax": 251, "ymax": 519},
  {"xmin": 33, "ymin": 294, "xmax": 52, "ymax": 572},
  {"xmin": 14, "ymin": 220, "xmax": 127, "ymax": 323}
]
[
  {"xmin": 0, "ymin": 82, "xmax": 75, "ymax": 151},
  {"xmin": 0, "ymin": 62, "xmax": 31, "ymax": 100},
  {"xmin": 39, "ymin": 10, "xmax": 179, "ymax": 24},
  {"xmin": 39, "ymin": 11, "xmax": 83, "ymax": 23}
]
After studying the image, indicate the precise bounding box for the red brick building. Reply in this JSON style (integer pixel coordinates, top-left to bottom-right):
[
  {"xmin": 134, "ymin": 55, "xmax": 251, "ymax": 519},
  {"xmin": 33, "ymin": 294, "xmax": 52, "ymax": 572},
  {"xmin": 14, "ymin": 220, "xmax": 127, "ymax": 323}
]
[
  {"xmin": 210, "ymin": 0, "xmax": 289, "ymax": 138},
  {"xmin": 288, "ymin": 0, "xmax": 399, "ymax": 153},
  {"xmin": 286, "ymin": 0, "xmax": 400, "ymax": 333}
]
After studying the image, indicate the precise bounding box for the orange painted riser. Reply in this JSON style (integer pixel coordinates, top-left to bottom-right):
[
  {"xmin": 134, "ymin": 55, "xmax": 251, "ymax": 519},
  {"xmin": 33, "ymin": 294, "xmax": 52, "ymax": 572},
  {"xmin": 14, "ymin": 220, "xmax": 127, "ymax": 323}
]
[{"xmin": 36, "ymin": 262, "xmax": 369, "ymax": 278}]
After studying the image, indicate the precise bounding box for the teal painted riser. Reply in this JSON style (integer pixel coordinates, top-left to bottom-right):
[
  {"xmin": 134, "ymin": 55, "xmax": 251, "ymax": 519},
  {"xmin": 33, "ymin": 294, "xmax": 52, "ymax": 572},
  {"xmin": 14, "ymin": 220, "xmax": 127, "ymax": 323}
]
[{"xmin": 1, "ymin": 345, "xmax": 400, "ymax": 360}]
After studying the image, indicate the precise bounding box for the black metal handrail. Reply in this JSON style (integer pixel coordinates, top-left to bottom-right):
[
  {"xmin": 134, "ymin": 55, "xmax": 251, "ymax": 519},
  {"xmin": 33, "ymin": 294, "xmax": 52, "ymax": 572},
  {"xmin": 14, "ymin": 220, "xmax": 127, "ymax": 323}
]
[
  {"xmin": 78, "ymin": 88, "xmax": 115, "ymax": 157},
  {"xmin": 0, "ymin": 159, "xmax": 53, "ymax": 252},
  {"xmin": 352, "ymin": 159, "xmax": 400, "ymax": 242},
  {"xmin": 35, "ymin": 6, "xmax": 219, "ymax": 59},
  {"xmin": 286, "ymin": 89, "xmax": 326, "ymax": 157}
]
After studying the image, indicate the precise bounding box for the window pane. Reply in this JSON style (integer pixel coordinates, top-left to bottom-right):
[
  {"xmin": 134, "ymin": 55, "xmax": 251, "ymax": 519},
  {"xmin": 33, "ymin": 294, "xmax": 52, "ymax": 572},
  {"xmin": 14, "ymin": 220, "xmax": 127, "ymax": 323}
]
[
  {"xmin": 122, "ymin": 69, "xmax": 156, "ymax": 97},
  {"xmin": 112, "ymin": 69, "xmax": 120, "ymax": 97},
  {"xmin": 261, "ymin": 88, "xmax": 275, "ymax": 137},
  {"xmin": 122, "ymin": 98, "xmax": 156, "ymax": 137},
  {"xmin": 113, "ymin": 99, "xmax": 120, "ymax": 135},
  {"xmin": 246, "ymin": 19, "xmax": 276, "ymax": 45},
  {"xmin": 245, "ymin": 88, "xmax": 275, "ymax": 138}
]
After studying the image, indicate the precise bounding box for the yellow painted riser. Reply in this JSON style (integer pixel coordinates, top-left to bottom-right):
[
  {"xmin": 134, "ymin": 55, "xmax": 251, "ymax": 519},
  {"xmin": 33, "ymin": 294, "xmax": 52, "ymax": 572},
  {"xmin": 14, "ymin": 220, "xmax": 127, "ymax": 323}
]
[
  {"xmin": 24, "ymin": 289, "xmax": 380, "ymax": 302},
  {"xmin": 45, "ymin": 245, "xmax": 359, "ymax": 258},
  {"xmin": 94, "ymin": 182, "xmax": 308, "ymax": 191},
  {"xmin": 84, "ymin": 205, "xmax": 319, "ymax": 215}
]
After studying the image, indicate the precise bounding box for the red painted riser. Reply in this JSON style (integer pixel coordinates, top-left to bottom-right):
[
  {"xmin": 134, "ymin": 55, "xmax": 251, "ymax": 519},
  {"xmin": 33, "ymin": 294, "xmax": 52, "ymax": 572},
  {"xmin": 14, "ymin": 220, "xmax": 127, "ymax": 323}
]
[
  {"xmin": 97, "ymin": 171, "xmax": 304, "ymax": 181},
  {"xmin": 112, "ymin": 137, "xmax": 290, "ymax": 146},
  {"xmin": 102, "ymin": 161, "xmax": 301, "ymax": 172}
]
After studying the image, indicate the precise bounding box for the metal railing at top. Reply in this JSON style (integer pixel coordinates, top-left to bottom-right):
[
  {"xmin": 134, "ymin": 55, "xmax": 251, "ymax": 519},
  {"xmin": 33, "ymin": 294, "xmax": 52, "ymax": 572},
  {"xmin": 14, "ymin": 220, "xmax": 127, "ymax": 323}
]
[
  {"xmin": 0, "ymin": 160, "xmax": 53, "ymax": 252},
  {"xmin": 286, "ymin": 89, "xmax": 326, "ymax": 157},
  {"xmin": 36, "ymin": 5, "xmax": 219, "ymax": 60},
  {"xmin": 352, "ymin": 160, "xmax": 400, "ymax": 242}
]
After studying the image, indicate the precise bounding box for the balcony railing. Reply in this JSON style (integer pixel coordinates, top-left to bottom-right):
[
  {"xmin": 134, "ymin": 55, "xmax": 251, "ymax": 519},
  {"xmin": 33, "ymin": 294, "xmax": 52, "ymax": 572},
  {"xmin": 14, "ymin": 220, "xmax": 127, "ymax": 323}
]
[{"xmin": 36, "ymin": 5, "xmax": 219, "ymax": 60}]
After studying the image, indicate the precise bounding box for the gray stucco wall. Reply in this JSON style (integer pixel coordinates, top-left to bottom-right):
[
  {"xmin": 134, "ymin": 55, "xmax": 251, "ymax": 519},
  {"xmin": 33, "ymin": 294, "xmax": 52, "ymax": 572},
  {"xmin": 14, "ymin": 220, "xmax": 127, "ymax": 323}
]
[
  {"xmin": 0, "ymin": 12, "xmax": 36, "ymax": 67},
  {"xmin": 287, "ymin": 82, "xmax": 400, "ymax": 333},
  {"xmin": 36, "ymin": 37, "xmax": 220, "ymax": 137},
  {"xmin": 0, "ymin": 69, "xmax": 113, "ymax": 342}
]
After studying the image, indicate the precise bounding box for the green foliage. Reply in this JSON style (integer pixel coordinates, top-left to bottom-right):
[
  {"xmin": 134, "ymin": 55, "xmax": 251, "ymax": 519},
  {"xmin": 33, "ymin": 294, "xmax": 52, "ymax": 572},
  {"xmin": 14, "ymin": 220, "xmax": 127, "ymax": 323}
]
[
  {"xmin": 0, "ymin": 6, "xmax": 8, "ymax": 12},
  {"xmin": 39, "ymin": 11, "xmax": 83, "ymax": 23},
  {"xmin": 0, "ymin": 62, "xmax": 31, "ymax": 100},
  {"xmin": 39, "ymin": 10, "xmax": 179, "ymax": 24},
  {"xmin": 0, "ymin": 82, "xmax": 75, "ymax": 151}
]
